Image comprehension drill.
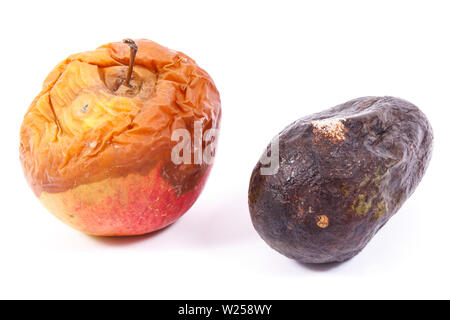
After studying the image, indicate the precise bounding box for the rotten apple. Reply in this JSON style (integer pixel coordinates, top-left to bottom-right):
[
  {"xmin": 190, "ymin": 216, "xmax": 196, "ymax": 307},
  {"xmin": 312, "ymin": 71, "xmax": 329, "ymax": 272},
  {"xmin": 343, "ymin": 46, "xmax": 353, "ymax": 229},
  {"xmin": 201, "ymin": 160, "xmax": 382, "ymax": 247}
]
[{"xmin": 20, "ymin": 39, "xmax": 221, "ymax": 236}]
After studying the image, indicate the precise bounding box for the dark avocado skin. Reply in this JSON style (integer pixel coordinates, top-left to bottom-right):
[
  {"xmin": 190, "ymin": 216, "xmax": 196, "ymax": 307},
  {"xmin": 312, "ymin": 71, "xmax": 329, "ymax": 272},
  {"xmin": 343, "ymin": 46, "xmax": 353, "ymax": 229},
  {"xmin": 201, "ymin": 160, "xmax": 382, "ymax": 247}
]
[{"xmin": 248, "ymin": 97, "xmax": 433, "ymax": 264}]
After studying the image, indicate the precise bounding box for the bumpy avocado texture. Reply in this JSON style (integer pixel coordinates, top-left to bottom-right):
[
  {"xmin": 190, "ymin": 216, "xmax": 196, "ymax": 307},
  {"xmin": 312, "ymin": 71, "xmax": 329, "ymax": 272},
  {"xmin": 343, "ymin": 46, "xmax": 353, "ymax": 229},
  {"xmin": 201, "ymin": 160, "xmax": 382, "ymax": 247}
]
[{"xmin": 248, "ymin": 96, "xmax": 433, "ymax": 263}]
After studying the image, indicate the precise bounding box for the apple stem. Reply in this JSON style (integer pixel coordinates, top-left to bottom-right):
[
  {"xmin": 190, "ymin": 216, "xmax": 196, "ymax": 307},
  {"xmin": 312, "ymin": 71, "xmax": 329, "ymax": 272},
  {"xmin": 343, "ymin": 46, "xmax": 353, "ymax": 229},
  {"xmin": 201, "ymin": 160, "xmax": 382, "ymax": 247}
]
[{"xmin": 123, "ymin": 39, "xmax": 138, "ymax": 88}]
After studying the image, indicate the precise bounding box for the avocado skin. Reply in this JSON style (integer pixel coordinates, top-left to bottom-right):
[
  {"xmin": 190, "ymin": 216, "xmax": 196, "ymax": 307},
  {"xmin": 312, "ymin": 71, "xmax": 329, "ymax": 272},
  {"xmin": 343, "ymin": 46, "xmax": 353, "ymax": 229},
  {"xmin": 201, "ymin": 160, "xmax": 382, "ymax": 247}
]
[{"xmin": 248, "ymin": 97, "xmax": 433, "ymax": 264}]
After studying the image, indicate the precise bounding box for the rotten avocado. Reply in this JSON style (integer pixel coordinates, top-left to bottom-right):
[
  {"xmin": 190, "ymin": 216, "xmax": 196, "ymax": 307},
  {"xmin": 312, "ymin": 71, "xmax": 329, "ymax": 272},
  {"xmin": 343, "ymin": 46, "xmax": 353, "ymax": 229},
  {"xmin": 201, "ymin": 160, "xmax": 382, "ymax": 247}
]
[{"xmin": 248, "ymin": 96, "xmax": 433, "ymax": 263}]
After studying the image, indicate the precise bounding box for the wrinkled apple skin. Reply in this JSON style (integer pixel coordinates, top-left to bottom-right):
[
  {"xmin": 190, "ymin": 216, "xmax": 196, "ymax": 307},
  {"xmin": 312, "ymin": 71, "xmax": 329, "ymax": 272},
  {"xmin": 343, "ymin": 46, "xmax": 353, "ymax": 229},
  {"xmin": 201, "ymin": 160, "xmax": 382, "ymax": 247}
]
[{"xmin": 40, "ymin": 164, "xmax": 211, "ymax": 236}]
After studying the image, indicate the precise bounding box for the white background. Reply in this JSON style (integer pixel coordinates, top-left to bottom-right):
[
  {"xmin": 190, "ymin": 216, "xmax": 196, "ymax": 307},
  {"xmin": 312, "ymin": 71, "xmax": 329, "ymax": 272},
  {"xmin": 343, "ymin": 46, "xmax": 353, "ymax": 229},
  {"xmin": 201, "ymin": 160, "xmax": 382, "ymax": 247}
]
[{"xmin": 1, "ymin": 0, "xmax": 449, "ymax": 299}]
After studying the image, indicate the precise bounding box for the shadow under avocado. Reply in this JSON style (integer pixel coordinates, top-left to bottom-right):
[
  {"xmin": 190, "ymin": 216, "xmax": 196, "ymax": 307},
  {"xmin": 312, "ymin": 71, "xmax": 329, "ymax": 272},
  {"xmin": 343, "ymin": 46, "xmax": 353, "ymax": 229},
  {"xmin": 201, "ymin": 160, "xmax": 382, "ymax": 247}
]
[{"xmin": 297, "ymin": 260, "xmax": 344, "ymax": 272}]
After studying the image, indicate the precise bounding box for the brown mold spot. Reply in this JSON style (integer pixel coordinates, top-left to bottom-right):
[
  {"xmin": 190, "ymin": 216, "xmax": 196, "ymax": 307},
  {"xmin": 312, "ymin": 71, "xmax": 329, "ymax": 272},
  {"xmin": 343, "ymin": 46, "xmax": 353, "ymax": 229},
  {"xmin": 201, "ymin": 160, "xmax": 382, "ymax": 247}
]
[
  {"xmin": 312, "ymin": 118, "xmax": 348, "ymax": 144},
  {"xmin": 316, "ymin": 215, "xmax": 329, "ymax": 229}
]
